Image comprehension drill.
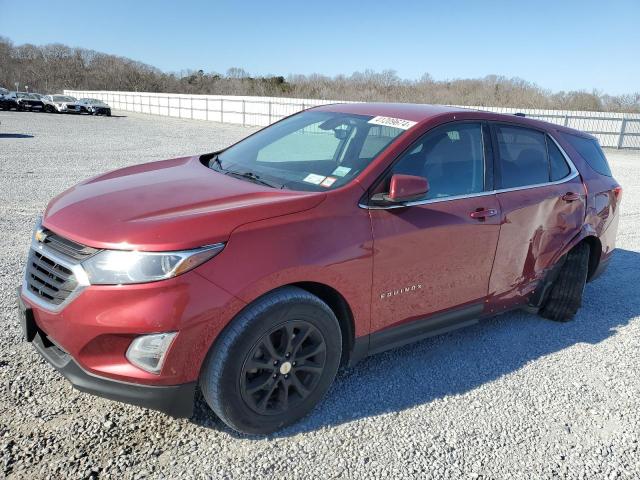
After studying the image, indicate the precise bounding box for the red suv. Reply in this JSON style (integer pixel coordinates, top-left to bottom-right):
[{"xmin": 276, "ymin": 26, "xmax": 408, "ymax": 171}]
[{"xmin": 18, "ymin": 104, "xmax": 621, "ymax": 434}]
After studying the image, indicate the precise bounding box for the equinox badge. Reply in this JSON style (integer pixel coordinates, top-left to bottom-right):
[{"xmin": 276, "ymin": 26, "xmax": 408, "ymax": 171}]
[{"xmin": 380, "ymin": 284, "xmax": 423, "ymax": 300}]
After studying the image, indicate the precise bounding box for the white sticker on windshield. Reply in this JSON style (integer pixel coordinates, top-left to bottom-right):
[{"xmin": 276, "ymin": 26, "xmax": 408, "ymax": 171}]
[
  {"xmin": 368, "ymin": 116, "xmax": 417, "ymax": 130},
  {"xmin": 321, "ymin": 177, "xmax": 337, "ymax": 188},
  {"xmin": 332, "ymin": 166, "xmax": 351, "ymax": 177},
  {"xmin": 303, "ymin": 173, "xmax": 326, "ymax": 185}
]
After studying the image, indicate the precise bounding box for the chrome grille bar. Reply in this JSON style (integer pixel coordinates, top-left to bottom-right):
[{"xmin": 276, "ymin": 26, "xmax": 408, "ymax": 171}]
[{"xmin": 22, "ymin": 228, "xmax": 97, "ymax": 311}]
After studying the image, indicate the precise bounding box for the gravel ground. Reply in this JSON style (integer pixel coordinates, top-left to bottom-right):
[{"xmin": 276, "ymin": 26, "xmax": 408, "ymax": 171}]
[{"xmin": 1, "ymin": 110, "xmax": 639, "ymax": 479}]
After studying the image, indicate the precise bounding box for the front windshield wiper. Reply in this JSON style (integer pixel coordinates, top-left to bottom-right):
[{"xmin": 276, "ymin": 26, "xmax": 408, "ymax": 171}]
[{"xmin": 225, "ymin": 170, "xmax": 281, "ymax": 189}]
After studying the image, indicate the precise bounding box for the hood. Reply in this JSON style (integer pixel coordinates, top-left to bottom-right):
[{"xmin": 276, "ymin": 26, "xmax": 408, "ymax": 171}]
[{"xmin": 43, "ymin": 156, "xmax": 326, "ymax": 251}]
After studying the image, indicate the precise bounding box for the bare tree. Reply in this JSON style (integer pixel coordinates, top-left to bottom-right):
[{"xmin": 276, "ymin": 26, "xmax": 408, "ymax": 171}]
[{"xmin": 0, "ymin": 37, "xmax": 637, "ymax": 113}]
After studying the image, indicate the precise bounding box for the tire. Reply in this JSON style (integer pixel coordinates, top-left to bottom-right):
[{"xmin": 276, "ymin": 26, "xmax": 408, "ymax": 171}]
[
  {"xmin": 44, "ymin": 105, "xmax": 54, "ymax": 113},
  {"xmin": 539, "ymin": 242, "xmax": 590, "ymax": 322},
  {"xmin": 200, "ymin": 286, "xmax": 342, "ymax": 434}
]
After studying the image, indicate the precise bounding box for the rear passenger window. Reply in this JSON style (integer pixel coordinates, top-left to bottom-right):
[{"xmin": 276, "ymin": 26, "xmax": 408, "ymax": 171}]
[
  {"xmin": 547, "ymin": 136, "xmax": 571, "ymax": 181},
  {"xmin": 562, "ymin": 133, "xmax": 612, "ymax": 177},
  {"xmin": 495, "ymin": 126, "xmax": 549, "ymax": 188},
  {"xmin": 390, "ymin": 122, "xmax": 485, "ymax": 200}
]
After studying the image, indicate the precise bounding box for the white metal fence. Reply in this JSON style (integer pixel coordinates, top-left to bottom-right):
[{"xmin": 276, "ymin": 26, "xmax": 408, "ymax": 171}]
[{"xmin": 64, "ymin": 90, "xmax": 640, "ymax": 149}]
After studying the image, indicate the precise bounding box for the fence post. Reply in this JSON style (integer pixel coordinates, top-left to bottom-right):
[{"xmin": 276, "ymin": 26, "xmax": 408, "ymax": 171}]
[
  {"xmin": 221, "ymin": 99, "xmax": 224, "ymax": 123},
  {"xmin": 206, "ymin": 98, "xmax": 209, "ymax": 121},
  {"xmin": 617, "ymin": 117, "xmax": 627, "ymax": 149},
  {"xmin": 563, "ymin": 115, "xmax": 569, "ymax": 127},
  {"xmin": 268, "ymin": 101, "xmax": 272, "ymax": 125},
  {"xmin": 242, "ymin": 100, "xmax": 246, "ymax": 126}
]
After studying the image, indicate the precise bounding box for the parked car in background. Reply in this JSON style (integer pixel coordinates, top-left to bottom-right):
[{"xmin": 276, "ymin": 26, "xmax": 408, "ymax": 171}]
[
  {"xmin": 17, "ymin": 103, "xmax": 620, "ymax": 434},
  {"xmin": 77, "ymin": 98, "xmax": 111, "ymax": 116},
  {"xmin": 0, "ymin": 92, "xmax": 45, "ymax": 111},
  {"xmin": 0, "ymin": 87, "xmax": 9, "ymax": 96},
  {"xmin": 42, "ymin": 95, "xmax": 81, "ymax": 113}
]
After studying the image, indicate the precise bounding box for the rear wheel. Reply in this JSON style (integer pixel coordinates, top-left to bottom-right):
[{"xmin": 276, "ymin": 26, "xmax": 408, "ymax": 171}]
[
  {"xmin": 200, "ymin": 286, "xmax": 342, "ymax": 434},
  {"xmin": 539, "ymin": 242, "xmax": 590, "ymax": 322},
  {"xmin": 44, "ymin": 105, "xmax": 55, "ymax": 113}
]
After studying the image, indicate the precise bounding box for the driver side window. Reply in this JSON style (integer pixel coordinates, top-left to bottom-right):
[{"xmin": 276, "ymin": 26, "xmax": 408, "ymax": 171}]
[{"xmin": 391, "ymin": 122, "xmax": 485, "ymax": 200}]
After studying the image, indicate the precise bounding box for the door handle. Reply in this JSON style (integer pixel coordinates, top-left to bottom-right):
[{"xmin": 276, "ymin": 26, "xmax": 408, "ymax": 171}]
[
  {"xmin": 469, "ymin": 208, "xmax": 498, "ymax": 220},
  {"xmin": 562, "ymin": 192, "xmax": 581, "ymax": 202}
]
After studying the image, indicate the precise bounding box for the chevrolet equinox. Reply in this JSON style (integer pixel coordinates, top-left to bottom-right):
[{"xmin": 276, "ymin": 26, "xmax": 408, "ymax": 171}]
[{"xmin": 18, "ymin": 103, "xmax": 621, "ymax": 434}]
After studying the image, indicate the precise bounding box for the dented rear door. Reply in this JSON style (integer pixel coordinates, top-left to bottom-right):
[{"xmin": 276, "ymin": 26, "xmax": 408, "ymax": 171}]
[{"xmin": 487, "ymin": 123, "xmax": 586, "ymax": 310}]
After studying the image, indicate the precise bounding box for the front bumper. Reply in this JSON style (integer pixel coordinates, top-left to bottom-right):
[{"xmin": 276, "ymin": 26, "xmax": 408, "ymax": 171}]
[{"xmin": 18, "ymin": 290, "xmax": 195, "ymax": 417}]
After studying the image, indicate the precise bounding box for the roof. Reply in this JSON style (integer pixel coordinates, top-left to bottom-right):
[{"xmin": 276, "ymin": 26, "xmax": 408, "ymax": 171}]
[
  {"xmin": 313, "ymin": 102, "xmax": 469, "ymax": 122},
  {"xmin": 314, "ymin": 102, "xmax": 591, "ymax": 138}
]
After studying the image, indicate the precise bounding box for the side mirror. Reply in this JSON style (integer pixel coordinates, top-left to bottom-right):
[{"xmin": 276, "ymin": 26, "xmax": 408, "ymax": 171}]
[{"xmin": 374, "ymin": 174, "xmax": 429, "ymax": 204}]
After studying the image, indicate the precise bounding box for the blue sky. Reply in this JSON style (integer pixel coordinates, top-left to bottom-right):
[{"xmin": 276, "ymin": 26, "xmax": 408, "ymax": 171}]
[{"xmin": 1, "ymin": 0, "xmax": 638, "ymax": 95}]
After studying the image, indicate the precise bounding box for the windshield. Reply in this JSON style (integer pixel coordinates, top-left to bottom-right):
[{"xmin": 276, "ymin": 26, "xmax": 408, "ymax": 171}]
[
  {"xmin": 53, "ymin": 95, "xmax": 76, "ymax": 102},
  {"xmin": 213, "ymin": 110, "xmax": 407, "ymax": 191}
]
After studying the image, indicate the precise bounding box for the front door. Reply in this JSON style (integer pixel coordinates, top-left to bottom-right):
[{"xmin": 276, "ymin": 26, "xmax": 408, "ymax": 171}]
[{"xmin": 368, "ymin": 122, "xmax": 502, "ymax": 334}]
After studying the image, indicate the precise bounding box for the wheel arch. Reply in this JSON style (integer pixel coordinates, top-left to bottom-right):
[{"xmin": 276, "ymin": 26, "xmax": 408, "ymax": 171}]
[
  {"xmin": 553, "ymin": 224, "xmax": 602, "ymax": 281},
  {"xmin": 291, "ymin": 281, "xmax": 356, "ymax": 367},
  {"xmin": 530, "ymin": 231, "xmax": 602, "ymax": 308}
]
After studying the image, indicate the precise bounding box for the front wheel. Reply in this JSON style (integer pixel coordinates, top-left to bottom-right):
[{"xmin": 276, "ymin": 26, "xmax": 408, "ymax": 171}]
[
  {"xmin": 200, "ymin": 286, "xmax": 342, "ymax": 434},
  {"xmin": 539, "ymin": 242, "xmax": 590, "ymax": 322}
]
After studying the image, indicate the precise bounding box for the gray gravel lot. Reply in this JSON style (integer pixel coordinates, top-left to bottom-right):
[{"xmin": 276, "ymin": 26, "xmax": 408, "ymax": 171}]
[{"xmin": 1, "ymin": 110, "xmax": 639, "ymax": 479}]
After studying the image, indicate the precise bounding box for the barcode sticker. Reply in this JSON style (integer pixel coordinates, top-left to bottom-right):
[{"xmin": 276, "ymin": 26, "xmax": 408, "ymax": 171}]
[{"xmin": 368, "ymin": 116, "xmax": 417, "ymax": 130}]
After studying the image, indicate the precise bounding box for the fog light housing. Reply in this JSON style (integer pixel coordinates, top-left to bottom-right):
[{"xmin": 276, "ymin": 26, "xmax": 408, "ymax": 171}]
[{"xmin": 126, "ymin": 332, "xmax": 177, "ymax": 374}]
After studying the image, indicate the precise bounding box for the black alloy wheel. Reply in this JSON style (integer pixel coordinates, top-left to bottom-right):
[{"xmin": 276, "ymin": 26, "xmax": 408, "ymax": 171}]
[
  {"xmin": 240, "ymin": 321, "xmax": 327, "ymax": 415},
  {"xmin": 200, "ymin": 286, "xmax": 342, "ymax": 434}
]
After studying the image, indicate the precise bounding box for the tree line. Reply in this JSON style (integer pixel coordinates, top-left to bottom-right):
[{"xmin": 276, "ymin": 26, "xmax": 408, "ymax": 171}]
[{"xmin": 1, "ymin": 37, "xmax": 638, "ymax": 113}]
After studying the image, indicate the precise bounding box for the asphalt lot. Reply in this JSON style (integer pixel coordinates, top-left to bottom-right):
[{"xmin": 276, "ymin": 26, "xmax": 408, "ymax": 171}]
[{"xmin": 1, "ymin": 110, "xmax": 639, "ymax": 479}]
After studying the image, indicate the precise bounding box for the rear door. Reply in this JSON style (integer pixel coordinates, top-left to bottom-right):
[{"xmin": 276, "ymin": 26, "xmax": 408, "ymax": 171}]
[{"xmin": 488, "ymin": 124, "xmax": 586, "ymax": 310}]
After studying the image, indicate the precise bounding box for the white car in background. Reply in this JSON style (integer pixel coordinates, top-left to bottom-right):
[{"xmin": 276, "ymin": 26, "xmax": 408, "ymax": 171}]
[
  {"xmin": 42, "ymin": 95, "xmax": 81, "ymax": 113},
  {"xmin": 77, "ymin": 98, "xmax": 112, "ymax": 116}
]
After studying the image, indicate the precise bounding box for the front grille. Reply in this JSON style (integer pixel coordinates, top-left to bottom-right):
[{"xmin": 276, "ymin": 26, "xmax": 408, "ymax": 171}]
[
  {"xmin": 26, "ymin": 251, "xmax": 78, "ymax": 305},
  {"xmin": 25, "ymin": 229, "xmax": 98, "ymax": 307}
]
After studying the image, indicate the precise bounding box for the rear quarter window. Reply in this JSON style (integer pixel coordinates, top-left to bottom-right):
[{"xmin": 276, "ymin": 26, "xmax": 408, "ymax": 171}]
[{"xmin": 562, "ymin": 133, "xmax": 612, "ymax": 177}]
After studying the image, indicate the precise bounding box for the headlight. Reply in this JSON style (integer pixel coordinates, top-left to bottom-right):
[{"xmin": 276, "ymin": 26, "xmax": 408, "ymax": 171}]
[{"xmin": 82, "ymin": 244, "xmax": 224, "ymax": 285}]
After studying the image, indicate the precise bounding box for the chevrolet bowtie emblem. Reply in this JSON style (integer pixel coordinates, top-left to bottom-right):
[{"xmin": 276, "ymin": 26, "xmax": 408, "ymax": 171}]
[{"xmin": 34, "ymin": 228, "xmax": 47, "ymax": 243}]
